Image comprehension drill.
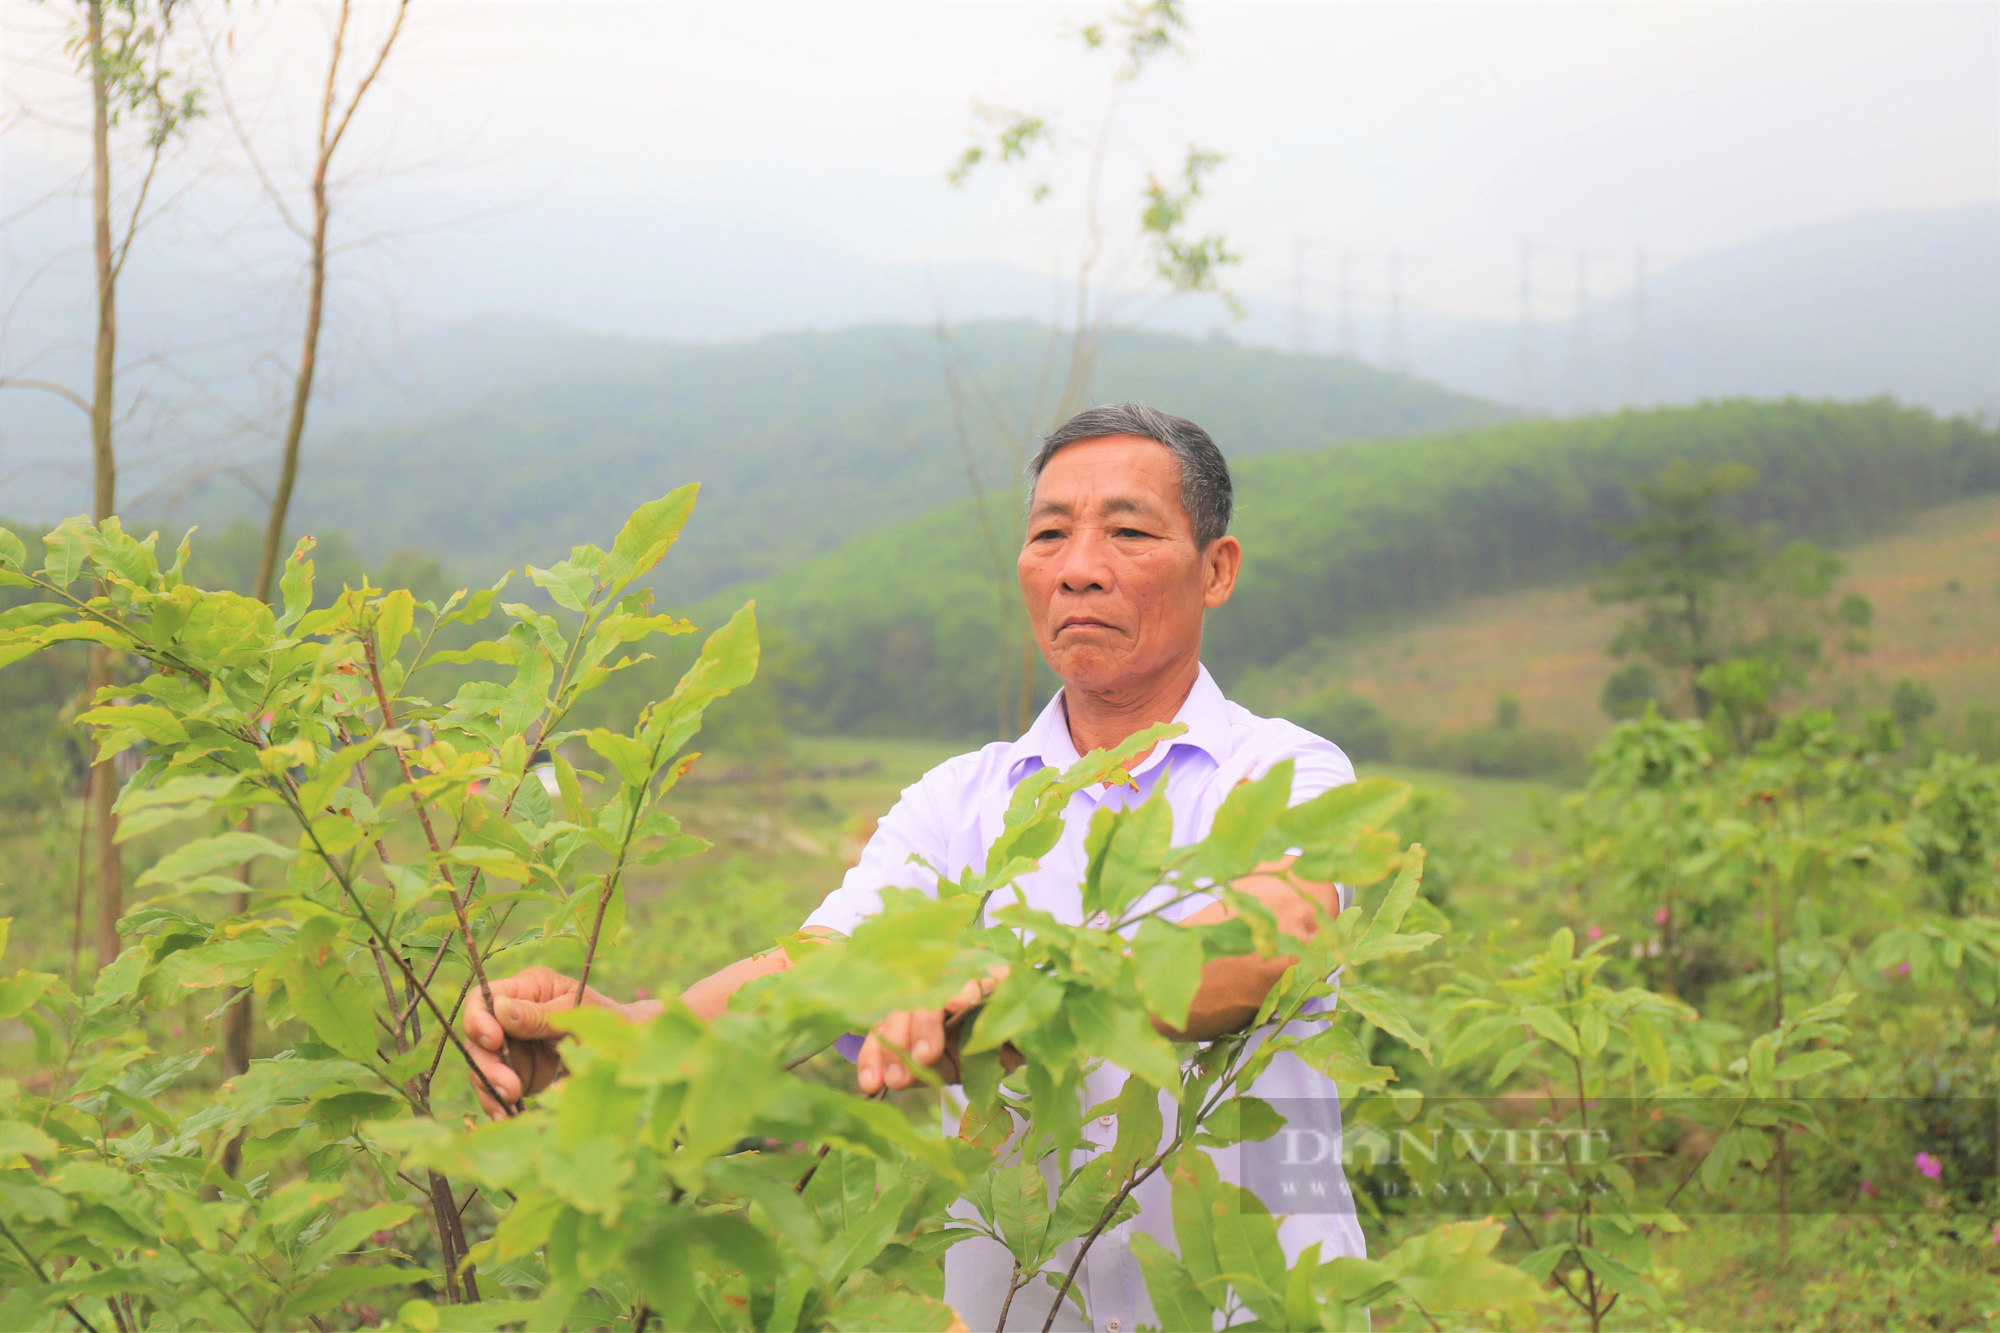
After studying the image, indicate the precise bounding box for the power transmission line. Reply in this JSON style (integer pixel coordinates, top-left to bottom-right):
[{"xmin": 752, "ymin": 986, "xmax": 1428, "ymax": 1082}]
[
  {"xmin": 1629, "ymin": 246, "xmax": 1650, "ymax": 407},
  {"xmin": 1516, "ymin": 239, "xmax": 1540, "ymax": 415}
]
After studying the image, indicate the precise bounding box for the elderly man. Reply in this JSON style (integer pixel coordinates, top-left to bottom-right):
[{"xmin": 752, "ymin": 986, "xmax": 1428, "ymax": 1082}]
[{"xmin": 466, "ymin": 403, "xmax": 1364, "ymax": 1330}]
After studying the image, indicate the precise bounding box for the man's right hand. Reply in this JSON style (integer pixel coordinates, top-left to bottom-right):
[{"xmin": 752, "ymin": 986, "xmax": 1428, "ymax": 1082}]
[{"xmin": 463, "ymin": 966, "xmax": 650, "ymax": 1118}]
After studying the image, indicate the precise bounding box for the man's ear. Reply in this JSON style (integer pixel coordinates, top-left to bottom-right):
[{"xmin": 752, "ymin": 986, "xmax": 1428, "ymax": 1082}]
[{"xmin": 1202, "ymin": 535, "xmax": 1242, "ymax": 608}]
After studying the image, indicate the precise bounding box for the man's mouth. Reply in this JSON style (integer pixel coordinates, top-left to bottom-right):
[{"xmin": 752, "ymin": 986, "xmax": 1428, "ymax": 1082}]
[{"xmin": 1056, "ymin": 617, "xmax": 1118, "ymax": 635}]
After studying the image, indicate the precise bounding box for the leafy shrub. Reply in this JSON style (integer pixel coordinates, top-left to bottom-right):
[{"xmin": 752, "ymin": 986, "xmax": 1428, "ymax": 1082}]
[{"xmin": 0, "ymin": 500, "xmax": 1539, "ymax": 1332}]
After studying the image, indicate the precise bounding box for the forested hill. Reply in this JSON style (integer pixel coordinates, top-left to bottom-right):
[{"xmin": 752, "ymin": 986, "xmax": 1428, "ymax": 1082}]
[
  {"xmin": 173, "ymin": 320, "xmax": 1500, "ymax": 599},
  {"xmin": 694, "ymin": 398, "xmax": 2000, "ymax": 736}
]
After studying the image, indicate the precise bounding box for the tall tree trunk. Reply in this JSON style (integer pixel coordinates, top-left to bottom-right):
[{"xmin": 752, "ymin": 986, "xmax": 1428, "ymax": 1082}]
[
  {"xmin": 231, "ymin": 0, "xmax": 409, "ymax": 1139},
  {"xmin": 87, "ymin": 0, "xmax": 122, "ymax": 969}
]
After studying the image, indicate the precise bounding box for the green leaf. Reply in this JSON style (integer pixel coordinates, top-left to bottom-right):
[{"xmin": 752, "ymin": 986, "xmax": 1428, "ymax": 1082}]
[
  {"xmin": 278, "ymin": 537, "xmax": 317, "ymax": 631},
  {"xmin": 587, "ymin": 729, "xmax": 655, "ymax": 788},
  {"xmin": 1579, "ymin": 1004, "xmax": 1609, "ymax": 1057},
  {"xmin": 1278, "ymin": 776, "xmax": 1412, "ymax": 848},
  {"xmin": 1747, "ymin": 1034, "xmax": 1778, "ymax": 1095},
  {"xmin": 989, "ymin": 1163, "xmax": 1051, "ymax": 1266},
  {"xmin": 81, "ymin": 518, "xmax": 158, "ymax": 587},
  {"xmin": 283, "ymin": 918, "xmax": 380, "ymax": 1065},
  {"xmin": 135, "ymin": 832, "xmax": 296, "ymax": 887},
  {"xmin": 40, "ymin": 520, "xmax": 88, "ymax": 587},
  {"xmin": 376, "ymin": 589, "xmax": 417, "ymax": 661},
  {"xmin": 112, "ymin": 774, "xmax": 242, "ymax": 841},
  {"xmin": 77, "ymin": 703, "xmax": 188, "ymax": 747},
  {"xmin": 1520, "ymin": 1004, "xmax": 1581, "ymax": 1058},
  {"xmin": 1288, "ymin": 1024, "xmax": 1398, "ymax": 1090},
  {"xmin": 1628, "ymin": 1011, "xmax": 1671, "ymax": 1090},
  {"xmin": 424, "ymin": 641, "xmax": 517, "ymax": 668},
  {"xmin": 0, "ymin": 970, "xmax": 58, "ymax": 1021},
  {"xmin": 1068, "ymin": 989, "xmax": 1183, "ymax": 1088},
  {"xmin": 1105, "ymin": 1071, "xmax": 1167, "ymax": 1171},
  {"xmin": 1361, "ymin": 846, "xmax": 1425, "ymax": 945},
  {"xmin": 0, "ymin": 603, "xmax": 66, "ymax": 632},
  {"xmin": 1188, "ymin": 761, "xmax": 1293, "ymax": 880},
  {"xmin": 295, "ymin": 738, "xmax": 381, "ymax": 817},
  {"xmin": 0, "ymin": 527, "xmax": 24, "ymax": 572},
  {"xmin": 1132, "ymin": 1233, "xmax": 1216, "ymax": 1332},
  {"xmin": 1133, "ymin": 916, "xmax": 1203, "ymax": 1031},
  {"xmin": 1168, "ymin": 1151, "xmax": 1225, "ymax": 1300},
  {"xmin": 962, "ymin": 968, "xmax": 1063, "ymax": 1055},
  {"xmin": 297, "ymin": 1202, "xmax": 420, "ymax": 1271},
  {"xmin": 528, "ymin": 561, "xmax": 595, "ymax": 613},
  {"xmin": 1208, "ymin": 1182, "xmax": 1287, "ymax": 1321},
  {"xmin": 1489, "ymin": 1038, "xmax": 1538, "ymax": 1088},
  {"xmin": 1515, "ymin": 1241, "xmax": 1572, "ymax": 1282},
  {"xmin": 1700, "ymin": 1127, "xmax": 1744, "ymax": 1194},
  {"xmin": 552, "ymin": 753, "xmax": 589, "ymax": 823},
  {"xmin": 605, "ymin": 484, "xmax": 699, "ymax": 588},
  {"xmin": 1773, "ymin": 1048, "xmax": 1851, "ymax": 1084},
  {"xmin": 1576, "ymin": 1243, "xmax": 1659, "ymax": 1305},
  {"xmin": 283, "ymin": 1266, "xmax": 431, "ymax": 1322},
  {"xmin": 825, "ymin": 1292, "xmax": 957, "ymax": 1332},
  {"xmin": 0, "ymin": 1121, "xmax": 59, "ymax": 1162},
  {"xmin": 1084, "ymin": 791, "xmax": 1173, "ymax": 919},
  {"xmin": 1337, "ymin": 981, "xmax": 1433, "ymax": 1059},
  {"xmin": 1192, "ymin": 1095, "xmax": 1283, "ymax": 1147},
  {"xmin": 821, "ymin": 1180, "xmax": 913, "ymax": 1287}
]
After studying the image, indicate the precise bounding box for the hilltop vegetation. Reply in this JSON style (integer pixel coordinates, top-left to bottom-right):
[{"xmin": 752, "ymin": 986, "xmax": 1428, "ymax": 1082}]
[
  {"xmin": 1243, "ymin": 490, "xmax": 2000, "ymax": 754},
  {"xmin": 680, "ymin": 398, "xmax": 2000, "ymax": 737},
  {"xmin": 165, "ymin": 320, "xmax": 1500, "ymax": 600}
]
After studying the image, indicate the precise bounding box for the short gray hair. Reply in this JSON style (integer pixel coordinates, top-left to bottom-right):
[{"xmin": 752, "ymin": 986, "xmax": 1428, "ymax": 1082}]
[{"xmin": 1027, "ymin": 403, "xmax": 1233, "ymax": 548}]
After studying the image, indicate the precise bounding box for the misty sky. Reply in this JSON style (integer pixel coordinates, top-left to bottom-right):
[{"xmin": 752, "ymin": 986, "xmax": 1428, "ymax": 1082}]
[{"xmin": 4, "ymin": 0, "xmax": 1998, "ymax": 329}]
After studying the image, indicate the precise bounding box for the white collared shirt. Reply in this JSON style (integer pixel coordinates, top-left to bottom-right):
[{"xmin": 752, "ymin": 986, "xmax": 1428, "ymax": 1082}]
[{"xmin": 803, "ymin": 665, "xmax": 1367, "ymax": 1332}]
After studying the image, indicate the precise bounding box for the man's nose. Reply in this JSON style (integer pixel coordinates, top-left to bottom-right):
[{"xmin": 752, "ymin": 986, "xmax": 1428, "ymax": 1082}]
[{"xmin": 1056, "ymin": 528, "xmax": 1114, "ymax": 593}]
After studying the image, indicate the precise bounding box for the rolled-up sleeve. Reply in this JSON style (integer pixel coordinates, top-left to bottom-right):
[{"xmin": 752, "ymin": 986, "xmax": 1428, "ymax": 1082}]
[{"xmin": 800, "ymin": 766, "xmax": 954, "ymax": 937}]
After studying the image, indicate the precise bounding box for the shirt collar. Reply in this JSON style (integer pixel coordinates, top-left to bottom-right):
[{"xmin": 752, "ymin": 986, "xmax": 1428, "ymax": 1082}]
[{"xmin": 1004, "ymin": 664, "xmax": 1235, "ymax": 787}]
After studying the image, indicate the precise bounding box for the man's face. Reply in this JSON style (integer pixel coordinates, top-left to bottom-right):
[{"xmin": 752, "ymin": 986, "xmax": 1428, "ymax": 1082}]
[{"xmin": 1018, "ymin": 434, "xmax": 1241, "ymax": 697}]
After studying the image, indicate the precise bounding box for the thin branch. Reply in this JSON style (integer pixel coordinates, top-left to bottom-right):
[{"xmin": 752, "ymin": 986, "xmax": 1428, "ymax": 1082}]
[
  {"xmin": 0, "ymin": 1215, "xmax": 100, "ymax": 1333},
  {"xmin": 0, "ymin": 376, "xmax": 91, "ymax": 413},
  {"xmin": 361, "ymin": 634, "xmax": 503, "ymax": 1041},
  {"xmin": 322, "ymin": 0, "xmax": 410, "ymax": 165}
]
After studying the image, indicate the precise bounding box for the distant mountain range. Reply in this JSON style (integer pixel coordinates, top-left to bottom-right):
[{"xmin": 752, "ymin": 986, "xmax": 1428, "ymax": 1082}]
[
  {"xmin": 5, "ymin": 203, "xmax": 1990, "ymax": 535},
  {"xmin": 157, "ymin": 321, "xmax": 1501, "ymax": 597},
  {"xmin": 1393, "ymin": 206, "xmax": 2000, "ymax": 417}
]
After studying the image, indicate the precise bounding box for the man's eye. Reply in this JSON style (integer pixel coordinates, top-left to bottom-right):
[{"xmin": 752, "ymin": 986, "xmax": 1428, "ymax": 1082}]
[
  {"xmin": 1032, "ymin": 528, "xmax": 1064, "ymax": 542},
  {"xmin": 1113, "ymin": 528, "xmax": 1151, "ymax": 540}
]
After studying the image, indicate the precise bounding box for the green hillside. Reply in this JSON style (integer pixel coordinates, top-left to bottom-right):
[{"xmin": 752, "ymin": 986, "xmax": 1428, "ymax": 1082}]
[
  {"xmin": 173, "ymin": 320, "xmax": 1500, "ymax": 599},
  {"xmin": 682, "ymin": 398, "xmax": 2000, "ymax": 736}
]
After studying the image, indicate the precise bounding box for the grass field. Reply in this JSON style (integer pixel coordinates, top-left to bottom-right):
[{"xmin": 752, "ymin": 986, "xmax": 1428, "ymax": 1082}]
[{"xmin": 1246, "ymin": 490, "xmax": 2000, "ymax": 743}]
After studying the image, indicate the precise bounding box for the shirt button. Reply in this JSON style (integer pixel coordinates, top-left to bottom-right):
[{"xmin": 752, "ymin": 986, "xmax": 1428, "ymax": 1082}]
[
  {"xmin": 1106, "ymin": 1321, "xmax": 1122, "ymax": 1332},
  {"xmin": 1099, "ymin": 1114, "xmax": 1115, "ymax": 1128},
  {"xmin": 1089, "ymin": 911, "xmax": 1110, "ymax": 929}
]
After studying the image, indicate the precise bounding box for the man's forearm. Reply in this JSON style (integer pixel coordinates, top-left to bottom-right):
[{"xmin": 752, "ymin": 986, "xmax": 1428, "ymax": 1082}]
[
  {"xmin": 1158, "ymin": 863, "xmax": 1337, "ymax": 1041},
  {"xmin": 679, "ymin": 927, "xmax": 834, "ymax": 1021}
]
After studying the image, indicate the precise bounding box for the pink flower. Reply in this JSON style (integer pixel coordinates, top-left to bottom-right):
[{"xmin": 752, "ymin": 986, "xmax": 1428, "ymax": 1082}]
[
  {"xmin": 1916, "ymin": 1152, "xmax": 1943, "ymax": 1181},
  {"xmin": 1654, "ymin": 908, "xmax": 1670, "ymax": 926},
  {"xmin": 1989, "ymin": 1222, "xmax": 2000, "ymax": 1245},
  {"xmin": 1859, "ymin": 1179, "xmax": 1878, "ymax": 1197},
  {"xmin": 1587, "ymin": 925, "xmax": 1603, "ymax": 942}
]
